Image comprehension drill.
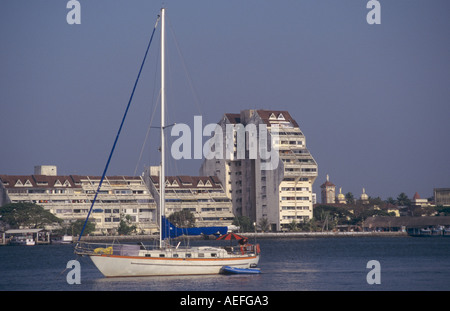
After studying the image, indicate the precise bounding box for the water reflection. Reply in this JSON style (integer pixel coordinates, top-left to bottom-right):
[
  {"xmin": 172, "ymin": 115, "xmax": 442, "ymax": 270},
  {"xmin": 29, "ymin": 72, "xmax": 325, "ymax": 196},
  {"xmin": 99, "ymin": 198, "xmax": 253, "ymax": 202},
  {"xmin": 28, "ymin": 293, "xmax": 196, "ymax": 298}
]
[{"xmin": 89, "ymin": 273, "xmax": 261, "ymax": 291}]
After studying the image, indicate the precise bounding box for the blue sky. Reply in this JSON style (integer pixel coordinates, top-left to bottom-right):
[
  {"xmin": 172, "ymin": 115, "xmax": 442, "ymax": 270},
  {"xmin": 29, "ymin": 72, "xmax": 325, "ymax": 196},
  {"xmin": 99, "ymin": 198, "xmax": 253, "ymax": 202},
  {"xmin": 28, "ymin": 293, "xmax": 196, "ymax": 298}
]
[{"xmin": 1, "ymin": 0, "xmax": 449, "ymax": 200}]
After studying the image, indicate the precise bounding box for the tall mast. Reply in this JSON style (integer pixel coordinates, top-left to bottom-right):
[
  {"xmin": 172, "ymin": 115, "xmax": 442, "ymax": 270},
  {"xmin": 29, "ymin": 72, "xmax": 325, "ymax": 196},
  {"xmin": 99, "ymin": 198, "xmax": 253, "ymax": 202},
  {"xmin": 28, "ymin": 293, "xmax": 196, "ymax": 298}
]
[{"xmin": 159, "ymin": 7, "xmax": 166, "ymax": 249}]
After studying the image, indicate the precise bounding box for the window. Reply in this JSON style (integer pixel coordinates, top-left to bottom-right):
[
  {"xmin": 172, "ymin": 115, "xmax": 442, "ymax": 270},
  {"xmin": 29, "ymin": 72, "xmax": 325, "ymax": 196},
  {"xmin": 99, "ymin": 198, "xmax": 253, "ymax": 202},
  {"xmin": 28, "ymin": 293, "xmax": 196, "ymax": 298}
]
[
  {"xmin": 115, "ymin": 190, "xmax": 132, "ymax": 195},
  {"xmin": 297, "ymin": 187, "xmax": 309, "ymax": 191},
  {"xmin": 301, "ymin": 168, "xmax": 317, "ymax": 172},
  {"xmin": 281, "ymin": 196, "xmax": 309, "ymax": 201},
  {"xmin": 283, "ymin": 178, "xmax": 295, "ymax": 181},
  {"xmin": 29, "ymin": 189, "xmax": 45, "ymax": 194},
  {"xmin": 282, "ymin": 206, "xmax": 296, "ymax": 210}
]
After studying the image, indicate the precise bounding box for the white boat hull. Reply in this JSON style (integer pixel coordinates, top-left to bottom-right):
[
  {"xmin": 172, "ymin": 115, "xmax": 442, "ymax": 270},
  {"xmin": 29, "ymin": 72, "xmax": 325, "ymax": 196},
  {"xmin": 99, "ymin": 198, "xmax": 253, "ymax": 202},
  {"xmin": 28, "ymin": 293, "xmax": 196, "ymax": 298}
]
[{"xmin": 89, "ymin": 254, "xmax": 259, "ymax": 277}]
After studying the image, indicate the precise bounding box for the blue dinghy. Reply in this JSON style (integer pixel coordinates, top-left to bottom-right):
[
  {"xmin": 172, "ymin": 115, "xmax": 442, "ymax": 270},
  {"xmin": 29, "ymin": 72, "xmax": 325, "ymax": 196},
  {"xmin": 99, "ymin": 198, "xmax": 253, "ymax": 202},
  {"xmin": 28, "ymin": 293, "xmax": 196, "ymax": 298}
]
[{"xmin": 220, "ymin": 266, "xmax": 261, "ymax": 275}]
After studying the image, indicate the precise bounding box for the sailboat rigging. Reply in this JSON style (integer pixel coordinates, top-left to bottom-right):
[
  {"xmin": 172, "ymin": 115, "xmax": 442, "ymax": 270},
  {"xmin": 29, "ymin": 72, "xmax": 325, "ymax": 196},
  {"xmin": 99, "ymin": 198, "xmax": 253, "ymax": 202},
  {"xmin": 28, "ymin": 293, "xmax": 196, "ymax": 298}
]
[{"xmin": 74, "ymin": 8, "xmax": 260, "ymax": 277}]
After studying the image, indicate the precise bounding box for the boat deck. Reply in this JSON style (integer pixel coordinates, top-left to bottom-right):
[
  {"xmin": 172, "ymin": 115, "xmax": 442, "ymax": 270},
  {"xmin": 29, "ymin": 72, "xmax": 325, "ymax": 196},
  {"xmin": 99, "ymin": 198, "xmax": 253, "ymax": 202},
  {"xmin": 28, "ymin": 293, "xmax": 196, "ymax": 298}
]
[{"xmin": 75, "ymin": 242, "xmax": 259, "ymax": 259}]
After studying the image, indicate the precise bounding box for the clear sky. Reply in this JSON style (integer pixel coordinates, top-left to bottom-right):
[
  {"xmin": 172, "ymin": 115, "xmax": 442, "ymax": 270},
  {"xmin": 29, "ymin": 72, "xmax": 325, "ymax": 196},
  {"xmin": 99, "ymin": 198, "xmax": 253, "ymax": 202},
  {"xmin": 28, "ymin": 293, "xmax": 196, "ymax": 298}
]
[{"xmin": 1, "ymin": 0, "xmax": 449, "ymax": 200}]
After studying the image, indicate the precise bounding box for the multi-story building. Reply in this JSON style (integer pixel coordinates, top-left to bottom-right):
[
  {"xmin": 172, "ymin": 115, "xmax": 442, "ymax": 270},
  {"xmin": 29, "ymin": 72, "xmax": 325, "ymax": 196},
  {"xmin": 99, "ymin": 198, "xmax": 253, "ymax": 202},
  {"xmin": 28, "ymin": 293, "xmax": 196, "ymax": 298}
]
[
  {"xmin": 0, "ymin": 166, "xmax": 157, "ymax": 234},
  {"xmin": 434, "ymin": 188, "xmax": 450, "ymax": 206},
  {"xmin": 0, "ymin": 165, "xmax": 234, "ymax": 234},
  {"xmin": 200, "ymin": 109, "xmax": 318, "ymax": 231},
  {"xmin": 144, "ymin": 167, "xmax": 234, "ymax": 228}
]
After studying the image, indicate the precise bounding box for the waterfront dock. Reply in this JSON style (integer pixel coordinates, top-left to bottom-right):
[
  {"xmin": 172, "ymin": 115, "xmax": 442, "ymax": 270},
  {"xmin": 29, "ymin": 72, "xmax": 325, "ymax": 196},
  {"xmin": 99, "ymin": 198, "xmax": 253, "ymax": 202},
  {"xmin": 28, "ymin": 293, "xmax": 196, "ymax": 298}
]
[
  {"xmin": 0, "ymin": 230, "xmax": 407, "ymax": 245},
  {"xmin": 1, "ymin": 229, "xmax": 51, "ymax": 246},
  {"xmin": 245, "ymin": 231, "xmax": 407, "ymax": 238}
]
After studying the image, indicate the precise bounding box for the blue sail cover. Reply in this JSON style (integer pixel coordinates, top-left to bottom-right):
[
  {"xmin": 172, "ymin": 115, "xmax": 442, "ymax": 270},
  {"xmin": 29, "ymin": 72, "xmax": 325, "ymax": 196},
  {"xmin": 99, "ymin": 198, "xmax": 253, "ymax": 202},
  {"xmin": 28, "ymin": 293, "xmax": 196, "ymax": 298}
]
[{"xmin": 161, "ymin": 216, "xmax": 228, "ymax": 239}]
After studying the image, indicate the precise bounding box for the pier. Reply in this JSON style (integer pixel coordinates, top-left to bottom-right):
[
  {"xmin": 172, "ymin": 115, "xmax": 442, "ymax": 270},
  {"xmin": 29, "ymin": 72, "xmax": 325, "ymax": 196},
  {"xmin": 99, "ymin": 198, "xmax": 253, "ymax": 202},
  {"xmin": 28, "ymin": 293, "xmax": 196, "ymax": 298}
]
[
  {"xmin": 244, "ymin": 231, "xmax": 407, "ymax": 238},
  {"xmin": 1, "ymin": 230, "xmax": 406, "ymax": 245},
  {"xmin": 0, "ymin": 229, "xmax": 51, "ymax": 246}
]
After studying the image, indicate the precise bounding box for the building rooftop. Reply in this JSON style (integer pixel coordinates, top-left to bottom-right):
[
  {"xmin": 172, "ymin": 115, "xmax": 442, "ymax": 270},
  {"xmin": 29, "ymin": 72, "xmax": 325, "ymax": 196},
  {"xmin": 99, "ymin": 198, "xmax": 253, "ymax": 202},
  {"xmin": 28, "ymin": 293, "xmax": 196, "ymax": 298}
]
[
  {"xmin": 256, "ymin": 110, "xmax": 299, "ymax": 128},
  {"xmin": 149, "ymin": 175, "xmax": 222, "ymax": 189},
  {"xmin": 0, "ymin": 174, "xmax": 143, "ymax": 189},
  {"xmin": 224, "ymin": 113, "xmax": 241, "ymax": 124},
  {"xmin": 320, "ymin": 175, "xmax": 335, "ymax": 188}
]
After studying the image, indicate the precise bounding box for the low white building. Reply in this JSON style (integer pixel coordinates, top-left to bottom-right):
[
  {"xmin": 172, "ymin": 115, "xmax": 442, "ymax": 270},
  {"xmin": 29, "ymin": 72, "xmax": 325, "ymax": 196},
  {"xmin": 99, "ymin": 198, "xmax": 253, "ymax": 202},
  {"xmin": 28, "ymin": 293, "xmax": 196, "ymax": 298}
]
[
  {"xmin": 0, "ymin": 166, "xmax": 234, "ymax": 234},
  {"xmin": 0, "ymin": 170, "xmax": 157, "ymax": 234}
]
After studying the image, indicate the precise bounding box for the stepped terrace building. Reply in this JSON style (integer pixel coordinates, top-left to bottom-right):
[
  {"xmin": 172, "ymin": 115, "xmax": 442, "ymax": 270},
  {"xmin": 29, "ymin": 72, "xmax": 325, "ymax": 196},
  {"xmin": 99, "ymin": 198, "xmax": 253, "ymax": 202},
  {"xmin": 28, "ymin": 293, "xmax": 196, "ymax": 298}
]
[{"xmin": 200, "ymin": 109, "xmax": 318, "ymax": 231}]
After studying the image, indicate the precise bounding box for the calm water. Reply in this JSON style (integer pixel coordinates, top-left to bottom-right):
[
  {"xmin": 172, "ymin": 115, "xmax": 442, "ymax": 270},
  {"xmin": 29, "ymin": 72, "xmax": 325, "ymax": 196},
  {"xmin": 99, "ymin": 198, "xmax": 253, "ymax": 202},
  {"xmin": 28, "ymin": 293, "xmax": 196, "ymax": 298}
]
[{"xmin": 0, "ymin": 236, "xmax": 449, "ymax": 291}]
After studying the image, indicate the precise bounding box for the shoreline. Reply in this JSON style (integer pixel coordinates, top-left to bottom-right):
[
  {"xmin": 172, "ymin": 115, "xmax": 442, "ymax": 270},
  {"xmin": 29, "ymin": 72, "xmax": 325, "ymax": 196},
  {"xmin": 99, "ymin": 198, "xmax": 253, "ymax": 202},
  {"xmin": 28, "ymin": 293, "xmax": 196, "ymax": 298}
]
[{"xmin": 78, "ymin": 231, "xmax": 407, "ymax": 242}]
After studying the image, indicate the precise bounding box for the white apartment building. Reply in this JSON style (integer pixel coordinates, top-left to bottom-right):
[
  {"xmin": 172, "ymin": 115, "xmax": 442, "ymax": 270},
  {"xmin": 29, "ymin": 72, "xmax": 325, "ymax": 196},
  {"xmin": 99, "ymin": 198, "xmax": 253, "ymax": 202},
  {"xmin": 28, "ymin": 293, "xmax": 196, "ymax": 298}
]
[
  {"xmin": 0, "ymin": 167, "xmax": 157, "ymax": 234},
  {"xmin": 143, "ymin": 167, "xmax": 234, "ymax": 228},
  {"xmin": 200, "ymin": 109, "xmax": 318, "ymax": 231},
  {"xmin": 0, "ymin": 165, "xmax": 234, "ymax": 234}
]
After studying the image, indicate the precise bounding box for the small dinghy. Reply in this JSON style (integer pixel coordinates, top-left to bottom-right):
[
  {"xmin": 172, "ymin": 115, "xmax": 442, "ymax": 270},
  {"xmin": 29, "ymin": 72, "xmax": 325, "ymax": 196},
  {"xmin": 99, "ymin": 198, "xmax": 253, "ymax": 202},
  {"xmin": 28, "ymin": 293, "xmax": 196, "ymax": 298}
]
[{"xmin": 220, "ymin": 266, "xmax": 261, "ymax": 275}]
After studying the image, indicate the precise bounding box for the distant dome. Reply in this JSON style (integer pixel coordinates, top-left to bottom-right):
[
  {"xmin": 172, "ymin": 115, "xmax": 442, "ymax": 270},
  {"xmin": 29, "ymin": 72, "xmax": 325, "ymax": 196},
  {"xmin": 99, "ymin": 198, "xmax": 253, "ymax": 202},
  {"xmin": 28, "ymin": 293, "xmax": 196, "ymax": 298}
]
[
  {"xmin": 360, "ymin": 188, "xmax": 369, "ymax": 200},
  {"xmin": 337, "ymin": 187, "xmax": 345, "ymax": 200}
]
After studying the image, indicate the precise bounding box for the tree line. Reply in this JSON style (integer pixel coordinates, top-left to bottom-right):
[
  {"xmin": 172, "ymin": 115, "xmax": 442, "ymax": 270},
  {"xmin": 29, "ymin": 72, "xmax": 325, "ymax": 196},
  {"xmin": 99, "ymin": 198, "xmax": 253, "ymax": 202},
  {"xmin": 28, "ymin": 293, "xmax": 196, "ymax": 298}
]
[
  {"xmin": 1, "ymin": 193, "xmax": 449, "ymax": 235},
  {"xmin": 0, "ymin": 202, "xmax": 134, "ymax": 236}
]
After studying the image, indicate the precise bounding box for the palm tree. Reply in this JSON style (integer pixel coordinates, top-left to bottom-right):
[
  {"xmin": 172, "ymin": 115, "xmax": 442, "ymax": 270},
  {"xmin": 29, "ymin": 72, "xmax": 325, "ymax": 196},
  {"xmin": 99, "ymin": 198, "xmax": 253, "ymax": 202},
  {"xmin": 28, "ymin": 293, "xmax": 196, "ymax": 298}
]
[
  {"xmin": 385, "ymin": 197, "xmax": 396, "ymax": 205},
  {"xmin": 396, "ymin": 192, "xmax": 411, "ymax": 206},
  {"xmin": 288, "ymin": 220, "xmax": 298, "ymax": 231},
  {"xmin": 258, "ymin": 218, "xmax": 269, "ymax": 232},
  {"xmin": 345, "ymin": 192, "xmax": 355, "ymax": 205}
]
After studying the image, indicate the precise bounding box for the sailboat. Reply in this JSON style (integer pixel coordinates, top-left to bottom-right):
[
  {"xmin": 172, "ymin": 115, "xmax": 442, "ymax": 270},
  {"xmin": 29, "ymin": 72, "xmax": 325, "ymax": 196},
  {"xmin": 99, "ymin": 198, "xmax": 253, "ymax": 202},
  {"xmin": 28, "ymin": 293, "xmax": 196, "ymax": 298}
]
[{"xmin": 74, "ymin": 8, "xmax": 260, "ymax": 277}]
